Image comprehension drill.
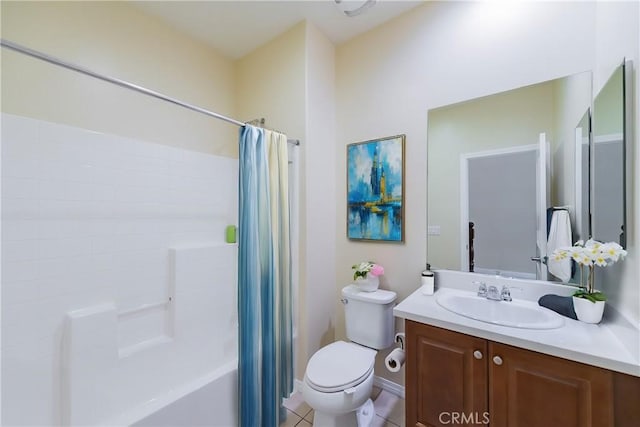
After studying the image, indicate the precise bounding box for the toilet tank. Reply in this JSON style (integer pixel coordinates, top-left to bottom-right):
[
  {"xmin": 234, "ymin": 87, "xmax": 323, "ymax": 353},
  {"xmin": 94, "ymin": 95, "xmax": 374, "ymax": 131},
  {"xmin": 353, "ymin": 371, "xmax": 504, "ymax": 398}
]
[{"xmin": 341, "ymin": 285, "xmax": 397, "ymax": 349}]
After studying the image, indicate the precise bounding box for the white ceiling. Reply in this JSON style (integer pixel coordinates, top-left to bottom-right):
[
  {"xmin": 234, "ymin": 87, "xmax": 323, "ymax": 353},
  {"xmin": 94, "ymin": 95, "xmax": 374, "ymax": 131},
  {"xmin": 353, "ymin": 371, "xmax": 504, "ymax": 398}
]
[{"xmin": 132, "ymin": 1, "xmax": 425, "ymax": 59}]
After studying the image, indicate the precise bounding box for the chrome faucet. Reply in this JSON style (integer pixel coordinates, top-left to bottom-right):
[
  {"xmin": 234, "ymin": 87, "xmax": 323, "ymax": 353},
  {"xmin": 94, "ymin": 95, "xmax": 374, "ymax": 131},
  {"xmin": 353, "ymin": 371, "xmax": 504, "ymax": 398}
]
[
  {"xmin": 475, "ymin": 281, "xmax": 519, "ymax": 302},
  {"xmin": 486, "ymin": 285, "xmax": 501, "ymax": 301}
]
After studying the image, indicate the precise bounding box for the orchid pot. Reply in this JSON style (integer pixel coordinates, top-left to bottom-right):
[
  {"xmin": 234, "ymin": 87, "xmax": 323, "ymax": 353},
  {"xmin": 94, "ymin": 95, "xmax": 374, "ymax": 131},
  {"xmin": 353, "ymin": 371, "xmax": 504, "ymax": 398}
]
[
  {"xmin": 354, "ymin": 274, "xmax": 380, "ymax": 292},
  {"xmin": 572, "ymin": 294, "xmax": 606, "ymax": 324},
  {"xmin": 572, "ymin": 265, "xmax": 607, "ymax": 323}
]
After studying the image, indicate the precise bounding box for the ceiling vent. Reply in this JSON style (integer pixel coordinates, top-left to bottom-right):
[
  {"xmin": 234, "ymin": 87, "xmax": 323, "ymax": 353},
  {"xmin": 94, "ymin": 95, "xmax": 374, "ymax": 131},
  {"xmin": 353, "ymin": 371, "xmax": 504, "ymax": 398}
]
[{"xmin": 335, "ymin": 0, "xmax": 377, "ymax": 17}]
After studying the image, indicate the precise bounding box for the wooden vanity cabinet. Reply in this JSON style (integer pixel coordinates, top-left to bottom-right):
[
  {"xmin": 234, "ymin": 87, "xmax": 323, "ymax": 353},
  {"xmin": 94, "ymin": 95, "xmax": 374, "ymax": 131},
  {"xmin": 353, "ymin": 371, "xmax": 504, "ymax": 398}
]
[
  {"xmin": 406, "ymin": 321, "xmax": 488, "ymax": 427},
  {"xmin": 489, "ymin": 341, "xmax": 613, "ymax": 427},
  {"xmin": 406, "ymin": 320, "xmax": 640, "ymax": 427}
]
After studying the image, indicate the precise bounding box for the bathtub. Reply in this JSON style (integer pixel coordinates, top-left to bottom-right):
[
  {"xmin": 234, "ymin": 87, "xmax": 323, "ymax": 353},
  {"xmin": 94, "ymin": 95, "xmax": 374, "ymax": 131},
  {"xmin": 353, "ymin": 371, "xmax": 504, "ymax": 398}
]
[{"xmin": 114, "ymin": 360, "xmax": 238, "ymax": 427}]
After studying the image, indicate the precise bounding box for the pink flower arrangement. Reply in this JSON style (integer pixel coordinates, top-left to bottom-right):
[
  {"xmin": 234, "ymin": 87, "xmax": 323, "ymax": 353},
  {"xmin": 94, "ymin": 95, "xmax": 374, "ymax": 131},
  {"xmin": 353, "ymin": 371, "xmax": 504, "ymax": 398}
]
[
  {"xmin": 369, "ymin": 264, "xmax": 384, "ymax": 276},
  {"xmin": 352, "ymin": 261, "xmax": 384, "ymax": 281}
]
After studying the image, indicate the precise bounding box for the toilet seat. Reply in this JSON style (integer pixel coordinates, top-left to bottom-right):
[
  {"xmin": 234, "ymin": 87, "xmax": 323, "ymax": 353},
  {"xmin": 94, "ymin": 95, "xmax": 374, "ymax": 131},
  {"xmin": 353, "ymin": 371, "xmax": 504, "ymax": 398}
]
[{"xmin": 305, "ymin": 341, "xmax": 376, "ymax": 393}]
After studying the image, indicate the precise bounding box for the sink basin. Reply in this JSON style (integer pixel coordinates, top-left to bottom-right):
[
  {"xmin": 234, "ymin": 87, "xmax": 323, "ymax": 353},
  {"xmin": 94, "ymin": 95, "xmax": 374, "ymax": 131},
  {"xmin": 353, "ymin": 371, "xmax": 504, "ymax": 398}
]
[{"xmin": 436, "ymin": 292, "xmax": 564, "ymax": 329}]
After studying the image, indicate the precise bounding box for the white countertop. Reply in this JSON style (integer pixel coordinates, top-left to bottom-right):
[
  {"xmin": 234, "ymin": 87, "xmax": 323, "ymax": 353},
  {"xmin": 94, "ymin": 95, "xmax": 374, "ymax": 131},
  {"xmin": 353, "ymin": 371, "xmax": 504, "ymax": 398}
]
[{"xmin": 394, "ymin": 271, "xmax": 640, "ymax": 377}]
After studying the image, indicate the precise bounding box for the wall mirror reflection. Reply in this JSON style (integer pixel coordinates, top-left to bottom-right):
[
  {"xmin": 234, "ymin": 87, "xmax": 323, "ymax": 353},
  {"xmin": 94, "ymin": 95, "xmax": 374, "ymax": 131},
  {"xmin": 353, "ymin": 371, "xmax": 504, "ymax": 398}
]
[
  {"xmin": 427, "ymin": 71, "xmax": 592, "ymax": 283},
  {"xmin": 575, "ymin": 110, "xmax": 591, "ymax": 245},
  {"xmin": 592, "ymin": 61, "xmax": 628, "ymax": 248}
]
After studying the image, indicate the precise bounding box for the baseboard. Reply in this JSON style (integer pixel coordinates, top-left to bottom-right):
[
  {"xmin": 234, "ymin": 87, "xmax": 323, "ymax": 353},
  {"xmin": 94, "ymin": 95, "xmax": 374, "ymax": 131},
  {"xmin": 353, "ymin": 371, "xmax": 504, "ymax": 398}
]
[
  {"xmin": 292, "ymin": 376, "xmax": 405, "ymax": 400},
  {"xmin": 373, "ymin": 375, "xmax": 405, "ymax": 399}
]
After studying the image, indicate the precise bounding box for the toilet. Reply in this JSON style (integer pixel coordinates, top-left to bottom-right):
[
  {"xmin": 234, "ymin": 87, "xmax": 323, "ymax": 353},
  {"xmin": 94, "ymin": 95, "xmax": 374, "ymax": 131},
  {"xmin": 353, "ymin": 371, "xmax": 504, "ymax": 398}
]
[{"xmin": 302, "ymin": 285, "xmax": 397, "ymax": 427}]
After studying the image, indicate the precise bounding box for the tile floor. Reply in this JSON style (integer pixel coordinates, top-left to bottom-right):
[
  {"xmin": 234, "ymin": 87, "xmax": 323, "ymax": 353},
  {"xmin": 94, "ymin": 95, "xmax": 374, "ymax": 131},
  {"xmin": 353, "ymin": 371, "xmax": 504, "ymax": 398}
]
[{"xmin": 281, "ymin": 386, "xmax": 405, "ymax": 427}]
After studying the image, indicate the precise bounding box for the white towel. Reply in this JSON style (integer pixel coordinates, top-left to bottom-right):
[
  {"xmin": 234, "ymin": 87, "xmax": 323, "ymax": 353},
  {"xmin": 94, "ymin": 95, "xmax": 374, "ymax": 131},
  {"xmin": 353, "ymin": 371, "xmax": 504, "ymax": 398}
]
[{"xmin": 547, "ymin": 210, "xmax": 572, "ymax": 282}]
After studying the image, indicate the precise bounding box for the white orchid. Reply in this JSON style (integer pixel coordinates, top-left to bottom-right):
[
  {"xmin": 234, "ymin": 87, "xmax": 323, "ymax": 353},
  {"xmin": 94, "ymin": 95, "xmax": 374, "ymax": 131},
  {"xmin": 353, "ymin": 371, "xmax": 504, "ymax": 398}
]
[
  {"xmin": 554, "ymin": 239, "xmax": 627, "ymax": 267},
  {"xmin": 550, "ymin": 239, "xmax": 628, "ymax": 301},
  {"xmin": 601, "ymin": 241, "xmax": 627, "ymax": 262}
]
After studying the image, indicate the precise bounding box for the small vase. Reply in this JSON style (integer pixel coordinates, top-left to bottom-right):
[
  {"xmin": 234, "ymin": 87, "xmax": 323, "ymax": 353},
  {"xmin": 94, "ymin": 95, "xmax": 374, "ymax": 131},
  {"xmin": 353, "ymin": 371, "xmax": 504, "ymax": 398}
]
[
  {"xmin": 572, "ymin": 296, "xmax": 605, "ymax": 324},
  {"xmin": 355, "ymin": 275, "xmax": 380, "ymax": 292}
]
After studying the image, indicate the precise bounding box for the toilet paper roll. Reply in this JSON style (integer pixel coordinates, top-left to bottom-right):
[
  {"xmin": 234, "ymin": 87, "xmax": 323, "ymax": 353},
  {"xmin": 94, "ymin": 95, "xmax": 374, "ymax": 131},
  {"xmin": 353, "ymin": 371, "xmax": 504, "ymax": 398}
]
[{"xmin": 385, "ymin": 348, "xmax": 406, "ymax": 373}]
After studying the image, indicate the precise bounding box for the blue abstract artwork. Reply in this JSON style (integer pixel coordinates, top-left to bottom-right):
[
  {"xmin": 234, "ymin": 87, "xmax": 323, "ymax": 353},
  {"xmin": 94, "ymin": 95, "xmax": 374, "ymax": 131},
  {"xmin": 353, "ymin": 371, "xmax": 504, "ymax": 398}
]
[{"xmin": 347, "ymin": 135, "xmax": 405, "ymax": 242}]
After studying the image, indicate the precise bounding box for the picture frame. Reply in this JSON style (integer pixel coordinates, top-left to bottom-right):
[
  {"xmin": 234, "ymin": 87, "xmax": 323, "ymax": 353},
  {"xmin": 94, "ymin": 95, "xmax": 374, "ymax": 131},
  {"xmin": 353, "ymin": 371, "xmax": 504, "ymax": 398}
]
[{"xmin": 347, "ymin": 134, "xmax": 405, "ymax": 242}]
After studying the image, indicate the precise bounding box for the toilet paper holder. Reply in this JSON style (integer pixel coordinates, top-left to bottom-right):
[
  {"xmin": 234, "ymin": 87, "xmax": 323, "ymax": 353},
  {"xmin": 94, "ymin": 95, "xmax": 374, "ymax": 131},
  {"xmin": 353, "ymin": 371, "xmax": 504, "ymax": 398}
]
[{"xmin": 394, "ymin": 332, "xmax": 405, "ymax": 350}]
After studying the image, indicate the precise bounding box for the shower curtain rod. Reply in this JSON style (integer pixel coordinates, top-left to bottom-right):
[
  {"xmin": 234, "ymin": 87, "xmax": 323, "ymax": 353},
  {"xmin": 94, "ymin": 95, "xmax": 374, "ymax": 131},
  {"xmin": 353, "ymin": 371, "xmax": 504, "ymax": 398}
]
[{"xmin": 0, "ymin": 39, "xmax": 300, "ymax": 146}]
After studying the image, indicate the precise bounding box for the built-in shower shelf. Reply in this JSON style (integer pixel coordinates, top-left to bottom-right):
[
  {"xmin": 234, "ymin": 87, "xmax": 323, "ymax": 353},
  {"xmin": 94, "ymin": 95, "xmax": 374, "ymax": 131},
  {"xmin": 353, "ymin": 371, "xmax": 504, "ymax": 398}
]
[
  {"xmin": 118, "ymin": 297, "xmax": 173, "ymax": 353},
  {"xmin": 116, "ymin": 296, "xmax": 174, "ymax": 359},
  {"xmin": 118, "ymin": 299, "xmax": 172, "ymax": 318}
]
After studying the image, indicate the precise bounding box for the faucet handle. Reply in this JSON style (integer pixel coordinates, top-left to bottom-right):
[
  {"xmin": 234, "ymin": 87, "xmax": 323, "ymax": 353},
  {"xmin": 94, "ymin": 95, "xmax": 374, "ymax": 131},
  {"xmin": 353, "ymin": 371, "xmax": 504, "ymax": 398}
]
[
  {"xmin": 473, "ymin": 281, "xmax": 487, "ymax": 297},
  {"xmin": 500, "ymin": 285, "xmax": 522, "ymax": 302}
]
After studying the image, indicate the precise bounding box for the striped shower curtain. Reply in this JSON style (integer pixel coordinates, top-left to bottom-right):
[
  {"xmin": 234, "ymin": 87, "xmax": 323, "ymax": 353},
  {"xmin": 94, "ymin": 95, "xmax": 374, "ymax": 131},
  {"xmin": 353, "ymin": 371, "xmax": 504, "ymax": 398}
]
[{"xmin": 238, "ymin": 125, "xmax": 293, "ymax": 427}]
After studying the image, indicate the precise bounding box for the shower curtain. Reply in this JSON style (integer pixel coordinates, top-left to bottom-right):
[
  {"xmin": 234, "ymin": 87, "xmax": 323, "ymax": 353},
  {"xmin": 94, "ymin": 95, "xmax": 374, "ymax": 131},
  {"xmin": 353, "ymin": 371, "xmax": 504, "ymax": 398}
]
[{"xmin": 238, "ymin": 125, "xmax": 293, "ymax": 427}]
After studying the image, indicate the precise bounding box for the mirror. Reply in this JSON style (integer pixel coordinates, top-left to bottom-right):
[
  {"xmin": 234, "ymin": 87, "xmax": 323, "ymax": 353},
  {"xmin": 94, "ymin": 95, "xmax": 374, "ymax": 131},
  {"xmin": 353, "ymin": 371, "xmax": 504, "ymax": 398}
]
[
  {"xmin": 427, "ymin": 71, "xmax": 592, "ymax": 282},
  {"xmin": 592, "ymin": 61, "xmax": 628, "ymax": 248},
  {"xmin": 575, "ymin": 110, "xmax": 591, "ymax": 244}
]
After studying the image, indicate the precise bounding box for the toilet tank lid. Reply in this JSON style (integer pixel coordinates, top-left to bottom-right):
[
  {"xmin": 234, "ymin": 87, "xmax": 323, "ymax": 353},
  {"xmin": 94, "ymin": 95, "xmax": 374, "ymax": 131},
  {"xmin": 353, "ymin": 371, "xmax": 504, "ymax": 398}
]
[{"xmin": 341, "ymin": 285, "xmax": 397, "ymax": 304}]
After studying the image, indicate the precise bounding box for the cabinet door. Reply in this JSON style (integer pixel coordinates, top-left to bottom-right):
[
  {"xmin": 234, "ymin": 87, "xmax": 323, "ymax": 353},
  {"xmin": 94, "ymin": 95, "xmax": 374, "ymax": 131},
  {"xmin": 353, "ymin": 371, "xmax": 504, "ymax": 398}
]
[
  {"xmin": 613, "ymin": 371, "xmax": 640, "ymax": 427},
  {"xmin": 490, "ymin": 342, "xmax": 614, "ymax": 427},
  {"xmin": 406, "ymin": 321, "xmax": 488, "ymax": 427}
]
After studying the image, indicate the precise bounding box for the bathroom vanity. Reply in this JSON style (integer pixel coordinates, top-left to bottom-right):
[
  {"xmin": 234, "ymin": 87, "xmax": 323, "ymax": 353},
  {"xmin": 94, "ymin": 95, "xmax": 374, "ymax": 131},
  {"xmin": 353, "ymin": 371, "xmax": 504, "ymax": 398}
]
[
  {"xmin": 394, "ymin": 271, "xmax": 640, "ymax": 427},
  {"xmin": 414, "ymin": 59, "xmax": 638, "ymax": 426}
]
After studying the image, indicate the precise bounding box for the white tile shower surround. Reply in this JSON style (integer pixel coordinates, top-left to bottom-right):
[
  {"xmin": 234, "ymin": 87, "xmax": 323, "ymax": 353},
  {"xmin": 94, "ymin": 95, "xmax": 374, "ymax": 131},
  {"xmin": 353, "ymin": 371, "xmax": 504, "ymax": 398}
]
[{"xmin": 1, "ymin": 113, "xmax": 238, "ymax": 425}]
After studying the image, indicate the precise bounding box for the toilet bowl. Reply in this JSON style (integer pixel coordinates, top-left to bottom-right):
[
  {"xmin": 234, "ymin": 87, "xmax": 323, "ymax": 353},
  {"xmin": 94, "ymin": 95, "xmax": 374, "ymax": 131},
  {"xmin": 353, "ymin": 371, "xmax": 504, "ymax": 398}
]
[
  {"xmin": 302, "ymin": 286, "xmax": 397, "ymax": 427},
  {"xmin": 302, "ymin": 341, "xmax": 376, "ymax": 427}
]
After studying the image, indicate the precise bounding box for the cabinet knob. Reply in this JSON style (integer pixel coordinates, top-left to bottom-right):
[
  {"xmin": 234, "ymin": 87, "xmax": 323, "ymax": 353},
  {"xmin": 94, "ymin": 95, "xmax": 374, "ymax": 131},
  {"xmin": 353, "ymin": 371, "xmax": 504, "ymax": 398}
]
[
  {"xmin": 493, "ymin": 355, "xmax": 503, "ymax": 366},
  {"xmin": 473, "ymin": 350, "xmax": 483, "ymax": 360}
]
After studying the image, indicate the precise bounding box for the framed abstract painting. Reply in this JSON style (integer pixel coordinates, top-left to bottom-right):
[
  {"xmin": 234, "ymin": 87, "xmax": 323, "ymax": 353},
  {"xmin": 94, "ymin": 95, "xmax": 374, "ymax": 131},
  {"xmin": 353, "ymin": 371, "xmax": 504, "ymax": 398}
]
[{"xmin": 347, "ymin": 134, "xmax": 405, "ymax": 242}]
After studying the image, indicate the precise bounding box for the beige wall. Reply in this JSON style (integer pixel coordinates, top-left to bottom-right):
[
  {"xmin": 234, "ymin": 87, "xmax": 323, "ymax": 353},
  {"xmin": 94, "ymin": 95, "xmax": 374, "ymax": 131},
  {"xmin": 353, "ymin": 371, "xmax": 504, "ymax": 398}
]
[
  {"xmin": 333, "ymin": 0, "xmax": 640, "ymax": 385},
  {"xmin": 235, "ymin": 22, "xmax": 306, "ymax": 142},
  {"xmin": 1, "ymin": 1, "xmax": 237, "ymax": 157},
  {"xmin": 303, "ymin": 22, "xmax": 338, "ymax": 375}
]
